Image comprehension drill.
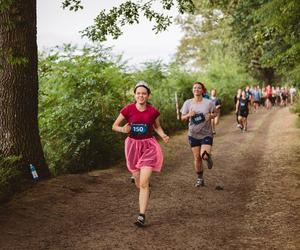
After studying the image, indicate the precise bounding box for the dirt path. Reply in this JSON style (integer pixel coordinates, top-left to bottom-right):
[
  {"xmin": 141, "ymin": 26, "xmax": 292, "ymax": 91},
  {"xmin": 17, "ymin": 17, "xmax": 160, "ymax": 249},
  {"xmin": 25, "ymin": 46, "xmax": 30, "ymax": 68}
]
[{"xmin": 0, "ymin": 107, "xmax": 299, "ymax": 250}]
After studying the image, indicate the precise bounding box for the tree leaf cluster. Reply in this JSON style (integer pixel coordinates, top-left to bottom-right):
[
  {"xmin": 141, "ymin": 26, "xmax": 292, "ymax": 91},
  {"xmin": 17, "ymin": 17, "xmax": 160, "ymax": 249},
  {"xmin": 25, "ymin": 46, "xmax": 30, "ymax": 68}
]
[
  {"xmin": 213, "ymin": 0, "xmax": 300, "ymax": 85},
  {"xmin": 62, "ymin": 0, "xmax": 83, "ymax": 11},
  {"xmin": 62, "ymin": 0, "xmax": 194, "ymax": 41}
]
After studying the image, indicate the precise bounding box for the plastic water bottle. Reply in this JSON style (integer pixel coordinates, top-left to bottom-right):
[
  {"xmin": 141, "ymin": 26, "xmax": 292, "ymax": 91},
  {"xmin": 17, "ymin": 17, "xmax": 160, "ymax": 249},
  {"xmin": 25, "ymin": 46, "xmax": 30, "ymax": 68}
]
[{"xmin": 30, "ymin": 164, "xmax": 39, "ymax": 181}]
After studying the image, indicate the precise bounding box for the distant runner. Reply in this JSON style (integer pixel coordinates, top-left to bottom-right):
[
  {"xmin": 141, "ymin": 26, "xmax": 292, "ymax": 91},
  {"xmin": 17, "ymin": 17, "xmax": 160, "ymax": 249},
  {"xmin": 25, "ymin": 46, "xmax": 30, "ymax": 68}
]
[
  {"xmin": 236, "ymin": 90, "xmax": 250, "ymax": 132},
  {"xmin": 210, "ymin": 88, "xmax": 222, "ymax": 135}
]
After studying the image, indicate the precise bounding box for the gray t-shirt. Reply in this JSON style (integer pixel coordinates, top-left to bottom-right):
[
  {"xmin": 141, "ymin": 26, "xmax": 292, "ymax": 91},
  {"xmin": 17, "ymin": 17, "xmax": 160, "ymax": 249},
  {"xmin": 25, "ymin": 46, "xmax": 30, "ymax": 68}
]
[{"xmin": 180, "ymin": 98, "xmax": 215, "ymax": 139}]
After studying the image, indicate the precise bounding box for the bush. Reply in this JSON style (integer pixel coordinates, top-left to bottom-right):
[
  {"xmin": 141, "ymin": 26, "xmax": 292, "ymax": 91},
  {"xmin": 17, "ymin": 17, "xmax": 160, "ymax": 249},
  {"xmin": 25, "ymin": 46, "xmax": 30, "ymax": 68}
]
[
  {"xmin": 0, "ymin": 156, "xmax": 23, "ymax": 203},
  {"xmin": 39, "ymin": 45, "xmax": 132, "ymax": 175}
]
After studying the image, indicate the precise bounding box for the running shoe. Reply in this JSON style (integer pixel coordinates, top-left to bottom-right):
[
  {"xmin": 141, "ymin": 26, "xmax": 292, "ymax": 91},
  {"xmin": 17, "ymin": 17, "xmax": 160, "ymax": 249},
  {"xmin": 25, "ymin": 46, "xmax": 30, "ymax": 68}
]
[
  {"xmin": 237, "ymin": 124, "xmax": 244, "ymax": 130},
  {"xmin": 195, "ymin": 178, "xmax": 205, "ymax": 187},
  {"xmin": 134, "ymin": 215, "xmax": 145, "ymax": 227}
]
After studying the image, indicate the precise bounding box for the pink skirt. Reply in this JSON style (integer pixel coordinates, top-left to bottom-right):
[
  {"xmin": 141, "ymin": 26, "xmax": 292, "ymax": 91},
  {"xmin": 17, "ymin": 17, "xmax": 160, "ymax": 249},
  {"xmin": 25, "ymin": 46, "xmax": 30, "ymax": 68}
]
[{"xmin": 124, "ymin": 137, "xmax": 163, "ymax": 173}]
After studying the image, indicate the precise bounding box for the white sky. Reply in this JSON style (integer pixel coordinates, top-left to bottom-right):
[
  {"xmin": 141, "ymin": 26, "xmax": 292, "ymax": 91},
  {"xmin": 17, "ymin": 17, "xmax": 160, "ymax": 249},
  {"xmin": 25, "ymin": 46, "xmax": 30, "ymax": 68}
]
[{"xmin": 37, "ymin": 0, "xmax": 184, "ymax": 66}]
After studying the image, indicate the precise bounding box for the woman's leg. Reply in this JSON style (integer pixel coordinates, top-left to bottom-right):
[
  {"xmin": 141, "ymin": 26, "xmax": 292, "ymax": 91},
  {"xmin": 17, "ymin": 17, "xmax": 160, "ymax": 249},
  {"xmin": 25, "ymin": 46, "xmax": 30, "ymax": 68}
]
[
  {"xmin": 138, "ymin": 167, "xmax": 152, "ymax": 214},
  {"xmin": 191, "ymin": 146, "xmax": 205, "ymax": 186},
  {"xmin": 191, "ymin": 146, "xmax": 202, "ymax": 172},
  {"xmin": 236, "ymin": 112, "xmax": 239, "ymax": 125},
  {"xmin": 243, "ymin": 117, "xmax": 248, "ymax": 131},
  {"xmin": 238, "ymin": 116, "xmax": 243, "ymax": 129}
]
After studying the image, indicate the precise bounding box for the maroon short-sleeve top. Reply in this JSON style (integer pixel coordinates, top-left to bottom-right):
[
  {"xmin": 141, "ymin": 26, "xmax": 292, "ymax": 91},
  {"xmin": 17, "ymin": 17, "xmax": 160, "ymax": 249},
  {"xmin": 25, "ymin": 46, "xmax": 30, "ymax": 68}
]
[{"xmin": 121, "ymin": 103, "xmax": 160, "ymax": 139}]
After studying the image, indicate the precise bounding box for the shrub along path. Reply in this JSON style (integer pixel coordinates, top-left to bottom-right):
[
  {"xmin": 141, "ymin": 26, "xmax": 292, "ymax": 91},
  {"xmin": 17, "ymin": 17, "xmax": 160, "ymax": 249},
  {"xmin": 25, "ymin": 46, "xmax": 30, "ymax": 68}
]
[{"xmin": 0, "ymin": 107, "xmax": 299, "ymax": 250}]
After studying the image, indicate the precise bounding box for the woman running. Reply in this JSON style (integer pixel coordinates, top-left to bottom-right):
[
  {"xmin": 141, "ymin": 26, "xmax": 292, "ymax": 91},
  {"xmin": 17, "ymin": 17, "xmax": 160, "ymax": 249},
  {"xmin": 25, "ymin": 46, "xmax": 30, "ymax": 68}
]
[
  {"xmin": 234, "ymin": 88, "xmax": 242, "ymax": 128},
  {"xmin": 235, "ymin": 90, "xmax": 250, "ymax": 132},
  {"xmin": 252, "ymin": 86, "xmax": 261, "ymax": 112},
  {"xmin": 112, "ymin": 81, "xmax": 169, "ymax": 227},
  {"xmin": 210, "ymin": 88, "xmax": 222, "ymax": 134},
  {"xmin": 266, "ymin": 84, "xmax": 273, "ymax": 109},
  {"xmin": 180, "ymin": 82, "xmax": 217, "ymax": 187}
]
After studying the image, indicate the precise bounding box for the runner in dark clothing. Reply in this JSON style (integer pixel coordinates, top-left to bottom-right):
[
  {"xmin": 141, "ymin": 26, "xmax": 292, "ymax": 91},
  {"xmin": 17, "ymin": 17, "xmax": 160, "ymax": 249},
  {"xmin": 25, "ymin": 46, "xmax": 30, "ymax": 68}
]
[{"xmin": 235, "ymin": 90, "xmax": 250, "ymax": 132}]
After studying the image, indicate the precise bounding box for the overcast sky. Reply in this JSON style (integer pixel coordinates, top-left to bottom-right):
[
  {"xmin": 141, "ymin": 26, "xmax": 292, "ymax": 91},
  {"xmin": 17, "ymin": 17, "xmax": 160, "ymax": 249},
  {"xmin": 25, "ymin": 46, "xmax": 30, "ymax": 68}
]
[{"xmin": 37, "ymin": 0, "xmax": 184, "ymax": 66}]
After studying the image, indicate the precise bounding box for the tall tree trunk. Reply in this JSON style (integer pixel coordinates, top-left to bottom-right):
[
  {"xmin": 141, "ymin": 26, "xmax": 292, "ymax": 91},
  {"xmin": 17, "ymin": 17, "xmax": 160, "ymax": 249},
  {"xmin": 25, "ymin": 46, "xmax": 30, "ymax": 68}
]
[{"xmin": 0, "ymin": 0, "xmax": 50, "ymax": 178}]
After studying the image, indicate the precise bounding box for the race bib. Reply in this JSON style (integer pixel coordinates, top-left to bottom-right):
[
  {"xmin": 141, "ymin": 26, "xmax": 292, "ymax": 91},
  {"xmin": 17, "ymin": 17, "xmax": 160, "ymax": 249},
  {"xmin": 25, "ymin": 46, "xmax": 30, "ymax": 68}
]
[
  {"xmin": 191, "ymin": 113, "xmax": 205, "ymax": 125},
  {"xmin": 131, "ymin": 124, "xmax": 149, "ymax": 136}
]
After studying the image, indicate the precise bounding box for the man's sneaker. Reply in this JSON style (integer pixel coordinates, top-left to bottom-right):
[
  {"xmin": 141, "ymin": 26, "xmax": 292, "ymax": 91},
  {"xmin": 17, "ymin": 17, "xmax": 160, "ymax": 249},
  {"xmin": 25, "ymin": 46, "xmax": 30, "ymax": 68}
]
[
  {"xmin": 134, "ymin": 215, "xmax": 145, "ymax": 227},
  {"xmin": 195, "ymin": 178, "xmax": 204, "ymax": 187}
]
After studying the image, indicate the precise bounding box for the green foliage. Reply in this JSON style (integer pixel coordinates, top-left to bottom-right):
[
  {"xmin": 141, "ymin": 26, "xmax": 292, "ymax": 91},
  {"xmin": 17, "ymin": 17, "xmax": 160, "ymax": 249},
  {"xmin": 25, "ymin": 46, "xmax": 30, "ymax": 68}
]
[
  {"xmin": 39, "ymin": 44, "xmax": 133, "ymax": 174},
  {"xmin": 177, "ymin": 0, "xmax": 300, "ymax": 86},
  {"xmin": 0, "ymin": 167, "xmax": 23, "ymax": 203},
  {"xmin": 0, "ymin": 155, "xmax": 23, "ymax": 203},
  {"xmin": 0, "ymin": 155, "xmax": 22, "ymax": 166},
  {"xmin": 7, "ymin": 55, "xmax": 28, "ymax": 65},
  {"xmin": 290, "ymin": 91, "xmax": 300, "ymax": 114},
  {"xmin": 0, "ymin": 0, "xmax": 13, "ymax": 12},
  {"xmin": 133, "ymin": 60, "xmax": 168, "ymax": 89},
  {"xmin": 165, "ymin": 63, "xmax": 200, "ymax": 105},
  {"xmin": 62, "ymin": 0, "xmax": 195, "ymax": 41},
  {"xmin": 199, "ymin": 53, "xmax": 255, "ymax": 114},
  {"xmin": 254, "ymin": 0, "xmax": 300, "ymax": 86},
  {"xmin": 62, "ymin": 0, "xmax": 83, "ymax": 11},
  {"xmin": 176, "ymin": 2, "xmax": 233, "ymax": 68}
]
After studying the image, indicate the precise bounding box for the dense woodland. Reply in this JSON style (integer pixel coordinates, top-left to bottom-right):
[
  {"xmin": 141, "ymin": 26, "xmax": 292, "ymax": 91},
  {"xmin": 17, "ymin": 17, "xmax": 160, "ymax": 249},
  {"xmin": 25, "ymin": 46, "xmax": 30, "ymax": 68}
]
[{"xmin": 0, "ymin": 0, "xmax": 299, "ymax": 202}]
